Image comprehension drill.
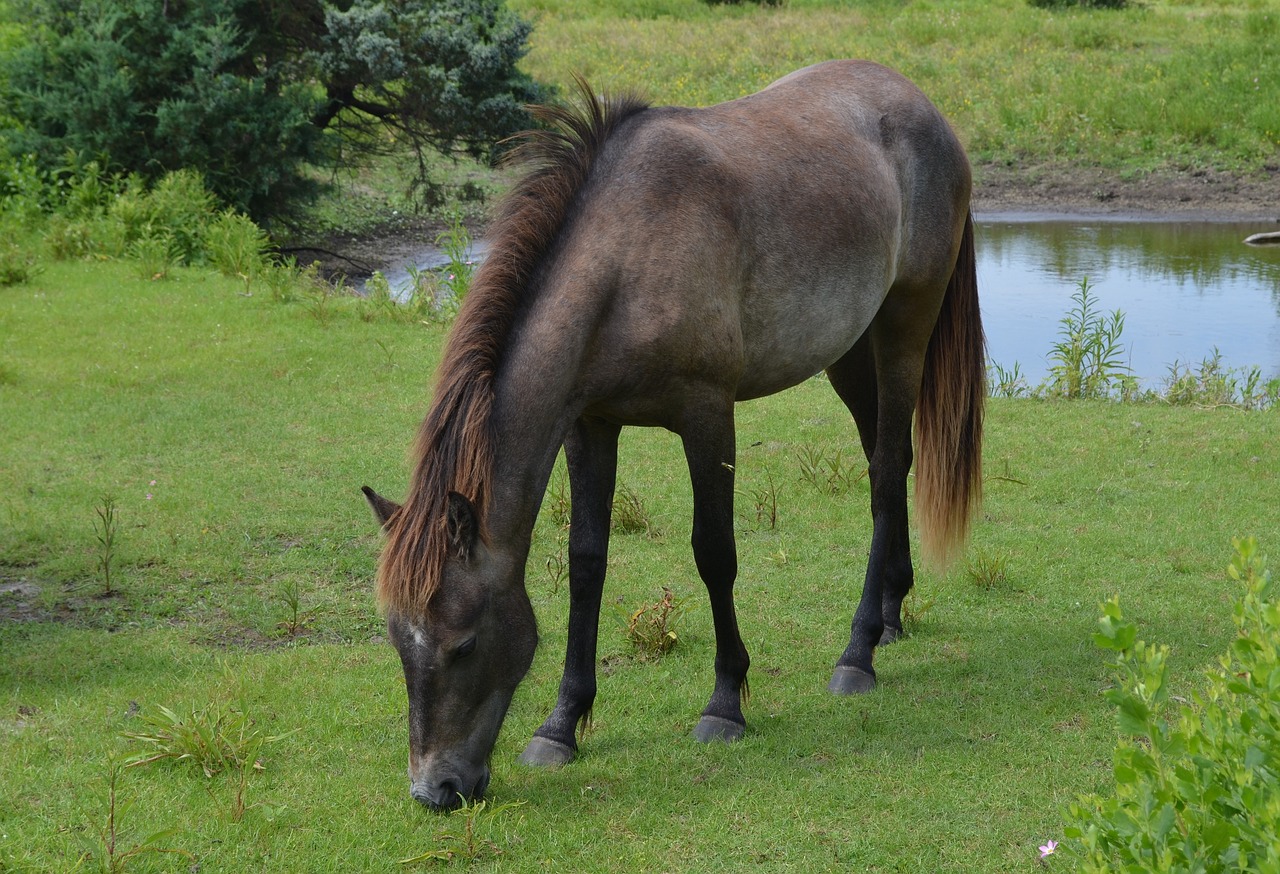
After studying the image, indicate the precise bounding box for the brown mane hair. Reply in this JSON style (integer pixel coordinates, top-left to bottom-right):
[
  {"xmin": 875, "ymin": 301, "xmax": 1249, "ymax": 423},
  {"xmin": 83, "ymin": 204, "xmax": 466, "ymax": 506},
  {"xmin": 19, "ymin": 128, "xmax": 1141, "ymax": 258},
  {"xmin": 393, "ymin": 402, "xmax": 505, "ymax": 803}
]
[{"xmin": 376, "ymin": 79, "xmax": 651, "ymax": 619}]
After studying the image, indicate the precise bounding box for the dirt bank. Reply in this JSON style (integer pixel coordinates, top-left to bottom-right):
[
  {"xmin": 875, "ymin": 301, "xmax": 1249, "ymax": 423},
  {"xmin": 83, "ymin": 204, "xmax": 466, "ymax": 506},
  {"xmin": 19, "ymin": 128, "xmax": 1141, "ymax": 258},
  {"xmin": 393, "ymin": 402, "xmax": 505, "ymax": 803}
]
[{"xmin": 303, "ymin": 164, "xmax": 1279, "ymax": 280}]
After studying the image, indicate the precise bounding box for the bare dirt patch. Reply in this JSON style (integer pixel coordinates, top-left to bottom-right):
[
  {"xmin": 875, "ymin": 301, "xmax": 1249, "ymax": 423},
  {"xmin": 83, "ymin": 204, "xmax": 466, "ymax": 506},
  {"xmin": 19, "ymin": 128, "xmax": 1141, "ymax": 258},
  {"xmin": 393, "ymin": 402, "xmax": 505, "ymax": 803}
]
[{"xmin": 0, "ymin": 573, "xmax": 48, "ymax": 623}]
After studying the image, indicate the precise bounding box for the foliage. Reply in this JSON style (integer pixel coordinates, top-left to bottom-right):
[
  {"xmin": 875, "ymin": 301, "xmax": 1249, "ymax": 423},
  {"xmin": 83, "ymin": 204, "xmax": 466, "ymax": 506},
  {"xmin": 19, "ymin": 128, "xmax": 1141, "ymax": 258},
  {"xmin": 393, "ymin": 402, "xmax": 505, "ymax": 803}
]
[
  {"xmin": 618, "ymin": 587, "xmax": 684, "ymax": 658},
  {"xmin": 0, "ymin": 235, "xmax": 39, "ymax": 285},
  {"xmin": 0, "ymin": 0, "xmax": 545, "ymax": 219},
  {"xmin": 1029, "ymin": 0, "xmax": 1131, "ymax": 8},
  {"xmin": 73, "ymin": 758, "xmax": 194, "ymax": 874},
  {"xmin": 204, "ymin": 208, "xmax": 271, "ymax": 290},
  {"xmin": 1065, "ymin": 539, "xmax": 1280, "ymax": 872},
  {"xmin": 397, "ymin": 799, "xmax": 525, "ymax": 866},
  {"xmin": 611, "ymin": 482, "xmax": 660, "ymax": 537},
  {"xmin": 1043, "ymin": 277, "xmax": 1132, "ymax": 400},
  {"xmin": 92, "ymin": 494, "xmax": 120, "ymax": 596},
  {"xmin": 1163, "ymin": 350, "xmax": 1280, "ymax": 411},
  {"xmin": 434, "ymin": 209, "xmax": 477, "ymax": 314}
]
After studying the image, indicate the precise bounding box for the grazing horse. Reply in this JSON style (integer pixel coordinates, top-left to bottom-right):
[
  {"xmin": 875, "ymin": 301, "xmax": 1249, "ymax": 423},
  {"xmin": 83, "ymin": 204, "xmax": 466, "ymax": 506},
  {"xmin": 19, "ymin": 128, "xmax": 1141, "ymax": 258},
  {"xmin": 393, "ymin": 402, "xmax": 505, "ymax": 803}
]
[{"xmin": 363, "ymin": 59, "xmax": 985, "ymax": 810}]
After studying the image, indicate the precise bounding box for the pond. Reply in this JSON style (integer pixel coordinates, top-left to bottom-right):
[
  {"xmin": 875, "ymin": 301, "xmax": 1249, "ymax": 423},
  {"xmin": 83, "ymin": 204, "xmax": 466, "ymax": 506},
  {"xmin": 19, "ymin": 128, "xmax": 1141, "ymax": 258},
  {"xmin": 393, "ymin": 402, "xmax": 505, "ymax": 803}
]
[
  {"xmin": 375, "ymin": 218, "xmax": 1280, "ymax": 388},
  {"xmin": 976, "ymin": 217, "xmax": 1280, "ymax": 387}
]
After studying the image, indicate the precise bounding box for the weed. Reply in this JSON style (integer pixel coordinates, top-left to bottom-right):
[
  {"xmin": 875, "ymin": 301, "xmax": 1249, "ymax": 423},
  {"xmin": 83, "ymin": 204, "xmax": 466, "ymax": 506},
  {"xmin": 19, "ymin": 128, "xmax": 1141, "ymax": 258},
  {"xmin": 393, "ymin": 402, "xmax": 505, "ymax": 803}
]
[
  {"xmin": 93, "ymin": 495, "xmax": 120, "ymax": 596},
  {"xmin": 304, "ymin": 277, "xmax": 336, "ymax": 325},
  {"xmin": 0, "ymin": 239, "xmax": 42, "ymax": 286},
  {"xmin": 612, "ymin": 483, "xmax": 659, "ymax": 537},
  {"xmin": 127, "ymin": 234, "xmax": 182, "ymax": 281},
  {"xmin": 619, "ymin": 587, "xmax": 684, "ymax": 658},
  {"xmin": 989, "ymin": 360, "xmax": 1030, "ymax": 399},
  {"xmin": 901, "ymin": 588, "xmax": 935, "ymax": 636},
  {"xmin": 205, "ymin": 209, "xmax": 269, "ymax": 292},
  {"xmin": 967, "ymin": 548, "xmax": 1009, "ymax": 589},
  {"xmin": 544, "ymin": 471, "xmax": 572, "ymax": 528},
  {"xmin": 73, "ymin": 757, "xmax": 194, "ymax": 873},
  {"xmin": 274, "ymin": 579, "xmax": 314, "ymax": 638},
  {"xmin": 543, "ymin": 532, "xmax": 568, "ymax": 594},
  {"xmin": 797, "ymin": 445, "xmax": 865, "ymax": 496},
  {"xmin": 741, "ymin": 468, "xmax": 780, "ymax": 530},
  {"xmin": 1163, "ymin": 349, "xmax": 1280, "ymax": 410},
  {"xmin": 434, "ymin": 209, "xmax": 476, "ymax": 310},
  {"xmin": 1043, "ymin": 277, "xmax": 1130, "ymax": 400},
  {"xmin": 398, "ymin": 799, "xmax": 525, "ymax": 866}
]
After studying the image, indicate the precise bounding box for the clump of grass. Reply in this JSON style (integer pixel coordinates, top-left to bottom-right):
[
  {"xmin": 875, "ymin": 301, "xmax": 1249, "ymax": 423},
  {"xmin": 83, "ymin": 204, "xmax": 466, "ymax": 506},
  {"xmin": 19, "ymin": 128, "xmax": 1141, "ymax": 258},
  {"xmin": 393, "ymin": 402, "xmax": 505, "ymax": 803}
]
[
  {"xmin": 989, "ymin": 361, "xmax": 1030, "ymax": 399},
  {"xmin": 967, "ymin": 548, "xmax": 1010, "ymax": 589},
  {"xmin": 796, "ymin": 445, "xmax": 865, "ymax": 496},
  {"xmin": 1163, "ymin": 349, "xmax": 1280, "ymax": 410},
  {"xmin": 612, "ymin": 483, "xmax": 659, "ymax": 537},
  {"xmin": 128, "ymin": 233, "xmax": 183, "ymax": 281},
  {"xmin": 434, "ymin": 208, "xmax": 476, "ymax": 311},
  {"xmin": 620, "ymin": 587, "xmax": 684, "ymax": 658},
  {"xmin": 204, "ymin": 209, "xmax": 270, "ymax": 291},
  {"xmin": 274, "ymin": 579, "xmax": 314, "ymax": 638},
  {"xmin": 0, "ymin": 239, "xmax": 42, "ymax": 286},
  {"xmin": 397, "ymin": 799, "xmax": 525, "ymax": 867}
]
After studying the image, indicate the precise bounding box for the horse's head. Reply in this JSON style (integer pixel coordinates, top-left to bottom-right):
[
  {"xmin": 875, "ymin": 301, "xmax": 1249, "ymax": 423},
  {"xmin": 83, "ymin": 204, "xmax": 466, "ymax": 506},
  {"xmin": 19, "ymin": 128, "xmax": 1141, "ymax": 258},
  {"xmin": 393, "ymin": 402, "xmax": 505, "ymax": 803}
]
[{"xmin": 363, "ymin": 486, "xmax": 537, "ymax": 811}]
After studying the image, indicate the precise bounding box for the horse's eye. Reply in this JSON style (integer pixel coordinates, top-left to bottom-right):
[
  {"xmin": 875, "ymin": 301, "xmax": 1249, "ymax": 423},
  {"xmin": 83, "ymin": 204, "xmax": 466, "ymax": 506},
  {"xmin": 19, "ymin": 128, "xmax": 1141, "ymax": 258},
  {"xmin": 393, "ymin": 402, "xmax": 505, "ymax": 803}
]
[{"xmin": 455, "ymin": 636, "xmax": 477, "ymax": 659}]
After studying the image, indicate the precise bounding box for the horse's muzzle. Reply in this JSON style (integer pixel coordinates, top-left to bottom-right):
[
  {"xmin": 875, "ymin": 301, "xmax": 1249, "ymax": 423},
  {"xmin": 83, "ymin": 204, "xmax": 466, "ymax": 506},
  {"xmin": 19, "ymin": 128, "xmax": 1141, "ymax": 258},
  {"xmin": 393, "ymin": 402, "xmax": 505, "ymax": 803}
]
[{"xmin": 410, "ymin": 768, "xmax": 490, "ymax": 811}]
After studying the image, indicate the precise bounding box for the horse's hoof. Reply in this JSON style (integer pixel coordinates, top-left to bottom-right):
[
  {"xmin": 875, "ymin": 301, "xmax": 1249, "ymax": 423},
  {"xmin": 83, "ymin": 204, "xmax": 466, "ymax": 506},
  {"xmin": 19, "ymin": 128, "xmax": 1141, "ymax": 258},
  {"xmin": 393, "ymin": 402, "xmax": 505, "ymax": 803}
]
[
  {"xmin": 879, "ymin": 625, "xmax": 903, "ymax": 646},
  {"xmin": 518, "ymin": 736, "xmax": 575, "ymax": 768},
  {"xmin": 828, "ymin": 666, "xmax": 876, "ymax": 695},
  {"xmin": 693, "ymin": 715, "xmax": 745, "ymax": 744}
]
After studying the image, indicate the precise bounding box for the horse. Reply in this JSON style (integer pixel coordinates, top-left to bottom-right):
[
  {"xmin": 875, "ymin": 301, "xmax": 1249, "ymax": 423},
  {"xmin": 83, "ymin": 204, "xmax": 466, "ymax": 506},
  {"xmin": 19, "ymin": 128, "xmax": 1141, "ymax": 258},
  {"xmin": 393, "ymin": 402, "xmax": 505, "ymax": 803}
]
[{"xmin": 362, "ymin": 59, "xmax": 985, "ymax": 811}]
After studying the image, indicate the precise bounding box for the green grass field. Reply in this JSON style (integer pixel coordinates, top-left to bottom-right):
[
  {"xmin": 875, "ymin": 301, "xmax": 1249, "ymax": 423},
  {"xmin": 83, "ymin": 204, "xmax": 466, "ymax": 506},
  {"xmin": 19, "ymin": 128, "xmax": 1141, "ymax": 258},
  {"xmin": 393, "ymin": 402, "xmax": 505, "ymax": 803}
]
[
  {"xmin": 2, "ymin": 259, "xmax": 1277, "ymax": 871},
  {"xmin": 509, "ymin": 0, "xmax": 1280, "ymax": 177}
]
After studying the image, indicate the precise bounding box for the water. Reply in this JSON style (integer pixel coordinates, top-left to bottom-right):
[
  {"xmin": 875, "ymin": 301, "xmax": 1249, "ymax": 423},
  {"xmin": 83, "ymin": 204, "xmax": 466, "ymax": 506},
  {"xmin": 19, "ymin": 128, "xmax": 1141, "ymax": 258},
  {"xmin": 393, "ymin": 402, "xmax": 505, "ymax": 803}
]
[
  {"xmin": 976, "ymin": 217, "xmax": 1280, "ymax": 386},
  {"xmin": 375, "ymin": 219, "xmax": 1280, "ymax": 387}
]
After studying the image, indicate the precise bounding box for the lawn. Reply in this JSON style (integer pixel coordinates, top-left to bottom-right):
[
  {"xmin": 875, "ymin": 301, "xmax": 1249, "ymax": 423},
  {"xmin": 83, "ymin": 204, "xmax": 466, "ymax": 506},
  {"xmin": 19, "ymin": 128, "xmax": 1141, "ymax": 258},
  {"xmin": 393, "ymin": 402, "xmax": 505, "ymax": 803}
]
[{"xmin": 2, "ymin": 258, "xmax": 1276, "ymax": 871}]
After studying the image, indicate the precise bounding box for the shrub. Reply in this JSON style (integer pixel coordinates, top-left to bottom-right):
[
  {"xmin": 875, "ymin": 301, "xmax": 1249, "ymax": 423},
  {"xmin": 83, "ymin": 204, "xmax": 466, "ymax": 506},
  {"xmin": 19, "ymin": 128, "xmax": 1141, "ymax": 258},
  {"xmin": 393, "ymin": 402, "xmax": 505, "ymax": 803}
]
[
  {"xmin": 1043, "ymin": 277, "xmax": 1131, "ymax": 400},
  {"xmin": 1065, "ymin": 538, "xmax": 1280, "ymax": 872}
]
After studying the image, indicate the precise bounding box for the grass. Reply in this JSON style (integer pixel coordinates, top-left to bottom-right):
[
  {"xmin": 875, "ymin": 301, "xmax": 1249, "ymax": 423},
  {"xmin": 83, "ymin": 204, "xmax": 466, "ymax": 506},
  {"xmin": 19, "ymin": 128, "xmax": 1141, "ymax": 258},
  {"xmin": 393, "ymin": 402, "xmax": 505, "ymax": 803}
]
[
  {"xmin": 2, "ymin": 259, "xmax": 1277, "ymax": 871},
  {"xmin": 510, "ymin": 0, "xmax": 1280, "ymax": 178}
]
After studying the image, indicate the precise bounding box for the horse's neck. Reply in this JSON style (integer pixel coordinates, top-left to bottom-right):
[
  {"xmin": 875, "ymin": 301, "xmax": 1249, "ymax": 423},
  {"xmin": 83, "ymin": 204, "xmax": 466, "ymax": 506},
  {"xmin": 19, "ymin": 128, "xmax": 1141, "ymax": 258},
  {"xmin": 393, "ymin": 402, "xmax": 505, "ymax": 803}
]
[{"xmin": 483, "ymin": 288, "xmax": 597, "ymax": 548}]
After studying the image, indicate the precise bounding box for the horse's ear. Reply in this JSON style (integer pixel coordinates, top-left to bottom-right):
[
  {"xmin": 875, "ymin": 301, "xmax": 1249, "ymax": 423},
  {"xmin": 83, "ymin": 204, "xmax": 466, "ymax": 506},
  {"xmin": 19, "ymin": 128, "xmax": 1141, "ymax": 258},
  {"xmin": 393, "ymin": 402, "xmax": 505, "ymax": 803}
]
[
  {"xmin": 445, "ymin": 492, "xmax": 479, "ymax": 561},
  {"xmin": 361, "ymin": 486, "xmax": 401, "ymax": 529}
]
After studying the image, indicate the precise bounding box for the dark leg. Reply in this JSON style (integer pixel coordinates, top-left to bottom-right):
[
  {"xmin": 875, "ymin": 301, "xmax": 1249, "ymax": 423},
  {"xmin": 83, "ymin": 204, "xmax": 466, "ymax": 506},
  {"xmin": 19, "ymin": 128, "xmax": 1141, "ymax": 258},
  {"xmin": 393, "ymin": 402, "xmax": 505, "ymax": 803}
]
[
  {"xmin": 826, "ymin": 340, "xmax": 915, "ymax": 650},
  {"xmin": 825, "ymin": 325, "xmax": 924, "ymax": 694},
  {"xmin": 519, "ymin": 416, "xmax": 620, "ymax": 767},
  {"xmin": 680, "ymin": 401, "xmax": 750, "ymax": 743}
]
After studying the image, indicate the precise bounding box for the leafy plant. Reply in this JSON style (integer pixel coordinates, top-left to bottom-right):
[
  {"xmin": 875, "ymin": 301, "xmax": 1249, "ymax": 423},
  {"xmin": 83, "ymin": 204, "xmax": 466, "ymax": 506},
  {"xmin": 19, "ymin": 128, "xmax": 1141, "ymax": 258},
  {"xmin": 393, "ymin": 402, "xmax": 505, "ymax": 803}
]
[
  {"xmin": 204, "ymin": 209, "xmax": 270, "ymax": 291},
  {"xmin": 619, "ymin": 587, "xmax": 684, "ymax": 658},
  {"xmin": 274, "ymin": 579, "xmax": 314, "ymax": 638},
  {"xmin": 92, "ymin": 494, "xmax": 120, "ymax": 596},
  {"xmin": 741, "ymin": 468, "xmax": 780, "ymax": 530},
  {"xmin": 73, "ymin": 757, "xmax": 194, "ymax": 873},
  {"xmin": 127, "ymin": 234, "xmax": 182, "ymax": 281},
  {"xmin": 1043, "ymin": 278, "xmax": 1130, "ymax": 400},
  {"xmin": 397, "ymin": 798, "xmax": 525, "ymax": 866},
  {"xmin": 1065, "ymin": 538, "xmax": 1280, "ymax": 872},
  {"xmin": 1163, "ymin": 349, "xmax": 1279, "ymax": 411},
  {"xmin": 989, "ymin": 360, "xmax": 1030, "ymax": 399},
  {"xmin": 0, "ymin": 238, "xmax": 40, "ymax": 286},
  {"xmin": 434, "ymin": 210, "xmax": 477, "ymax": 313}
]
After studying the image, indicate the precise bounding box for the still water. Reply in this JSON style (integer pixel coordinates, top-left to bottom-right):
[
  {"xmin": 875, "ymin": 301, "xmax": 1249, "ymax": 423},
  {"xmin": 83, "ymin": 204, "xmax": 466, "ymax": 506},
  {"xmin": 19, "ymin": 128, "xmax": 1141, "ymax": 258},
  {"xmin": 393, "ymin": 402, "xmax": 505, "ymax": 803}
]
[
  {"xmin": 976, "ymin": 218, "xmax": 1280, "ymax": 386},
  {"xmin": 375, "ymin": 219, "xmax": 1280, "ymax": 387}
]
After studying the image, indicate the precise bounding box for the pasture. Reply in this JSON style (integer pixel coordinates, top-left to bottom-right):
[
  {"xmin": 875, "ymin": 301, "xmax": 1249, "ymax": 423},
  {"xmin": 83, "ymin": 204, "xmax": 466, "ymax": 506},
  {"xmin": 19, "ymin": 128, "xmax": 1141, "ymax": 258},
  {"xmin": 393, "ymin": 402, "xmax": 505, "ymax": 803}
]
[{"xmin": 2, "ymin": 259, "xmax": 1276, "ymax": 871}]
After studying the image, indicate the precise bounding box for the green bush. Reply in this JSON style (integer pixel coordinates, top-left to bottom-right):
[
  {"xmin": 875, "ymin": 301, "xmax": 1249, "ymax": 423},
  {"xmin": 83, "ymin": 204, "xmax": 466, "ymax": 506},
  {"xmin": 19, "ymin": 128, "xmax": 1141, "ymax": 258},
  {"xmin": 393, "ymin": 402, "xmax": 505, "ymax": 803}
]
[
  {"xmin": 1065, "ymin": 538, "xmax": 1280, "ymax": 872},
  {"xmin": 1, "ymin": 0, "xmax": 544, "ymax": 221}
]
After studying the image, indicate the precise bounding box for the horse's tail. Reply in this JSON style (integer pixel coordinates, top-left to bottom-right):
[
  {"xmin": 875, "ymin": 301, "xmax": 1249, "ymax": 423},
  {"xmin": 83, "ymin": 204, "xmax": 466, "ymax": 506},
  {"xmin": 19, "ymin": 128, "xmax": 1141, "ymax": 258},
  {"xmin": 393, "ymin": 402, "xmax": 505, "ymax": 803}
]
[{"xmin": 914, "ymin": 212, "xmax": 985, "ymax": 568}]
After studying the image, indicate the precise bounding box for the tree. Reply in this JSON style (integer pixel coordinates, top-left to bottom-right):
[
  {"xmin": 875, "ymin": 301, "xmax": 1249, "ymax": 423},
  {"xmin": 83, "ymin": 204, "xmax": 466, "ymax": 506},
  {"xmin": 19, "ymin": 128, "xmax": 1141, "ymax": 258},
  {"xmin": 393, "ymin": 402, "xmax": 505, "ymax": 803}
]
[{"xmin": 0, "ymin": 0, "xmax": 545, "ymax": 220}]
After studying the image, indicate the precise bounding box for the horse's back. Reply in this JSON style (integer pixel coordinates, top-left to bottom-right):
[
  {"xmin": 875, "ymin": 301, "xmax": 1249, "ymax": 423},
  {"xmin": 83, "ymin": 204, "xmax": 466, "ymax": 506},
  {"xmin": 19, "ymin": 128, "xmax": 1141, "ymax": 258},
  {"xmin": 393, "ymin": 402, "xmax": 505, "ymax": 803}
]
[{"xmin": 567, "ymin": 60, "xmax": 971, "ymax": 409}]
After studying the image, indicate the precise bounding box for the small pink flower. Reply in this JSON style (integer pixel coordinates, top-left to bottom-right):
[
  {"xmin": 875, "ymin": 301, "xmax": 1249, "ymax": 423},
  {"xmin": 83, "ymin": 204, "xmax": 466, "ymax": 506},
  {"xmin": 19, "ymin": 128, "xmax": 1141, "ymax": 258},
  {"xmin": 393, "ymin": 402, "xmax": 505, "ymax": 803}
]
[
  {"xmin": 146, "ymin": 494, "xmax": 153, "ymax": 500},
  {"xmin": 1039, "ymin": 840, "xmax": 1058, "ymax": 859},
  {"xmin": 150, "ymin": 480, "xmax": 157, "ymax": 486}
]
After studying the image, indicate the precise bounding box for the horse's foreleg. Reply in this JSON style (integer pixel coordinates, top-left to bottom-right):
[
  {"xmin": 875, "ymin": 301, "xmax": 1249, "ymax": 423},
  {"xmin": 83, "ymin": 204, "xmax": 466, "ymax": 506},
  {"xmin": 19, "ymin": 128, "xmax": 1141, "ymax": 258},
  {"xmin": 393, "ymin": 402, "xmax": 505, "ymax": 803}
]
[
  {"xmin": 519, "ymin": 416, "xmax": 620, "ymax": 768},
  {"xmin": 680, "ymin": 402, "xmax": 750, "ymax": 743}
]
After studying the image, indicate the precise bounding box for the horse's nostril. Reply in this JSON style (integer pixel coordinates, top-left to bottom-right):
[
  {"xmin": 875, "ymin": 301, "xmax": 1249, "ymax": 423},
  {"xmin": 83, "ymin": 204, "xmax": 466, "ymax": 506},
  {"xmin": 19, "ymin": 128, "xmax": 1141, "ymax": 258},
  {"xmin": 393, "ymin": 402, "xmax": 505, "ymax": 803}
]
[{"xmin": 410, "ymin": 780, "xmax": 462, "ymax": 811}]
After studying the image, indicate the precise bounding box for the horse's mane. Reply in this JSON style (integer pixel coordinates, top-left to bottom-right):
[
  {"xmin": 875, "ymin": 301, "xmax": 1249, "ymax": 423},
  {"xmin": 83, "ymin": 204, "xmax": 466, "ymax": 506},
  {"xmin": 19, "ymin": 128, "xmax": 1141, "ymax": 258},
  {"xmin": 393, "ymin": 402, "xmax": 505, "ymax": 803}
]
[{"xmin": 376, "ymin": 79, "xmax": 651, "ymax": 619}]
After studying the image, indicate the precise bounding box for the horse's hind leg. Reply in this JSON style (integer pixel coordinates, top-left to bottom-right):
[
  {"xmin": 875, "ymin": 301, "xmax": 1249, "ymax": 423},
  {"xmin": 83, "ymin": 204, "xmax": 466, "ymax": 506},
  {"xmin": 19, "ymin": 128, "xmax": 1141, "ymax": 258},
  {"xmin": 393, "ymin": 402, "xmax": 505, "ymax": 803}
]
[
  {"xmin": 826, "ymin": 339, "xmax": 915, "ymax": 648},
  {"xmin": 825, "ymin": 325, "xmax": 925, "ymax": 694},
  {"xmin": 678, "ymin": 396, "xmax": 750, "ymax": 743},
  {"xmin": 519, "ymin": 416, "xmax": 621, "ymax": 768}
]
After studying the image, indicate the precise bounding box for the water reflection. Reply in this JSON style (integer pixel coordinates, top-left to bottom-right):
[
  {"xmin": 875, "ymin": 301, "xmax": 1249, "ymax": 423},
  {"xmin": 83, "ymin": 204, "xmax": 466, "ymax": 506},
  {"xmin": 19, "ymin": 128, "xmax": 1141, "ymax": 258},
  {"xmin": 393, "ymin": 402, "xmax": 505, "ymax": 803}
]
[{"xmin": 976, "ymin": 219, "xmax": 1280, "ymax": 385}]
